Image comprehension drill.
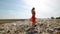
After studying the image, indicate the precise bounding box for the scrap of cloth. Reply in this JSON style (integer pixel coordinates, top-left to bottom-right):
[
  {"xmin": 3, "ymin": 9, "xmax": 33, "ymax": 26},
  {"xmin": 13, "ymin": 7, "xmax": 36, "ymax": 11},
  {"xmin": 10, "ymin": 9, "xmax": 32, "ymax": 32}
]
[{"xmin": 26, "ymin": 27, "xmax": 37, "ymax": 34}]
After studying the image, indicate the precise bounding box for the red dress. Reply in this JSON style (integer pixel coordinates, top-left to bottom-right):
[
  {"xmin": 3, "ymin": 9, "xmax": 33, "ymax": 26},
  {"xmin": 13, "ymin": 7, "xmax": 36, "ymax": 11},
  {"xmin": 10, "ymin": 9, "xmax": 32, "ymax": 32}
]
[{"xmin": 30, "ymin": 11, "xmax": 36, "ymax": 23}]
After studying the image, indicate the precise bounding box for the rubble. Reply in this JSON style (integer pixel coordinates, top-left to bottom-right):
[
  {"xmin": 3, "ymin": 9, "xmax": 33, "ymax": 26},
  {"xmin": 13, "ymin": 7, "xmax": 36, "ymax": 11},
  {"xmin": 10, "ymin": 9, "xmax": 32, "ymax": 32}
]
[{"xmin": 0, "ymin": 19, "xmax": 60, "ymax": 34}]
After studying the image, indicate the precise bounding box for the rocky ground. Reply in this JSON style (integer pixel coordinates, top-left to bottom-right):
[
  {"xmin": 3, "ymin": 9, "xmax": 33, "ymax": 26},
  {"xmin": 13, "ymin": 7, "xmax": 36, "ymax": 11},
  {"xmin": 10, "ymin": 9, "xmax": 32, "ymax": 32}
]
[{"xmin": 0, "ymin": 19, "xmax": 60, "ymax": 34}]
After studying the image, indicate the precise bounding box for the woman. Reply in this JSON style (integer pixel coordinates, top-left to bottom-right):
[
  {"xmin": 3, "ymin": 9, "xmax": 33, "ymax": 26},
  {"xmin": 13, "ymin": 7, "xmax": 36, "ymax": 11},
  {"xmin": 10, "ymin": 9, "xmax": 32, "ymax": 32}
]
[{"xmin": 30, "ymin": 7, "xmax": 36, "ymax": 27}]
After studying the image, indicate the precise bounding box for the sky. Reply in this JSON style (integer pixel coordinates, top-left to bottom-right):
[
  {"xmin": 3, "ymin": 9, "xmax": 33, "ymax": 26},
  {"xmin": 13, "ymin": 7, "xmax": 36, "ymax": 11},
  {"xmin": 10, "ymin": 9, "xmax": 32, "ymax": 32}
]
[{"xmin": 0, "ymin": 0, "xmax": 60, "ymax": 19}]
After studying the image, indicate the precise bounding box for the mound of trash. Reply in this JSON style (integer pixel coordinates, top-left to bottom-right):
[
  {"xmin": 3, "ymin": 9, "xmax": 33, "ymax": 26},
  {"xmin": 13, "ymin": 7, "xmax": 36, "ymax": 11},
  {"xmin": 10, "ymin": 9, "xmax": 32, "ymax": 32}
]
[{"xmin": 0, "ymin": 19, "xmax": 60, "ymax": 34}]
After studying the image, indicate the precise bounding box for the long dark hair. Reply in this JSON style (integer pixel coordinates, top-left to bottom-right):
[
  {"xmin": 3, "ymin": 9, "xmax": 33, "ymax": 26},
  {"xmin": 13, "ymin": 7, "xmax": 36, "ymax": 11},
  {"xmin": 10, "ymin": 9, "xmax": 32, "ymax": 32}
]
[{"xmin": 31, "ymin": 7, "xmax": 35, "ymax": 11}]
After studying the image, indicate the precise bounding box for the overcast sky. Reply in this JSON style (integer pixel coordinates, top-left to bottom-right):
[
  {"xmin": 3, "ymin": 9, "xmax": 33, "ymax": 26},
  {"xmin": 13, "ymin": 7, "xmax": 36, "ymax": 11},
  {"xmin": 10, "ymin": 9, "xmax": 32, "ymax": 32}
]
[{"xmin": 0, "ymin": 0, "xmax": 60, "ymax": 19}]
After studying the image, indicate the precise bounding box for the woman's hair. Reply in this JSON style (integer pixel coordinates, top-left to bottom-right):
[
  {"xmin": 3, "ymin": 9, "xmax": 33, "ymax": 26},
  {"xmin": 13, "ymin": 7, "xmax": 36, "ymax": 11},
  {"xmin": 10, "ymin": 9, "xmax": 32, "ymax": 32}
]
[{"xmin": 32, "ymin": 7, "xmax": 35, "ymax": 11}]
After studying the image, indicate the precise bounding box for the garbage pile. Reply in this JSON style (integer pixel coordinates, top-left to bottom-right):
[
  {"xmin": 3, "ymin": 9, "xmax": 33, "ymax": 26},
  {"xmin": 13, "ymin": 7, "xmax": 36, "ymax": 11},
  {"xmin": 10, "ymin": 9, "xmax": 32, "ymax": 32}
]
[{"xmin": 0, "ymin": 19, "xmax": 60, "ymax": 34}]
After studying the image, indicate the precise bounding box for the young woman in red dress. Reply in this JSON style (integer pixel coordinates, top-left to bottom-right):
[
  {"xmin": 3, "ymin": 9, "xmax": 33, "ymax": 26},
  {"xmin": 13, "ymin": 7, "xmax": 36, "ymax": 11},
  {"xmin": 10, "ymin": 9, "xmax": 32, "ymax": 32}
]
[{"xmin": 30, "ymin": 7, "xmax": 36, "ymax": 27}]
